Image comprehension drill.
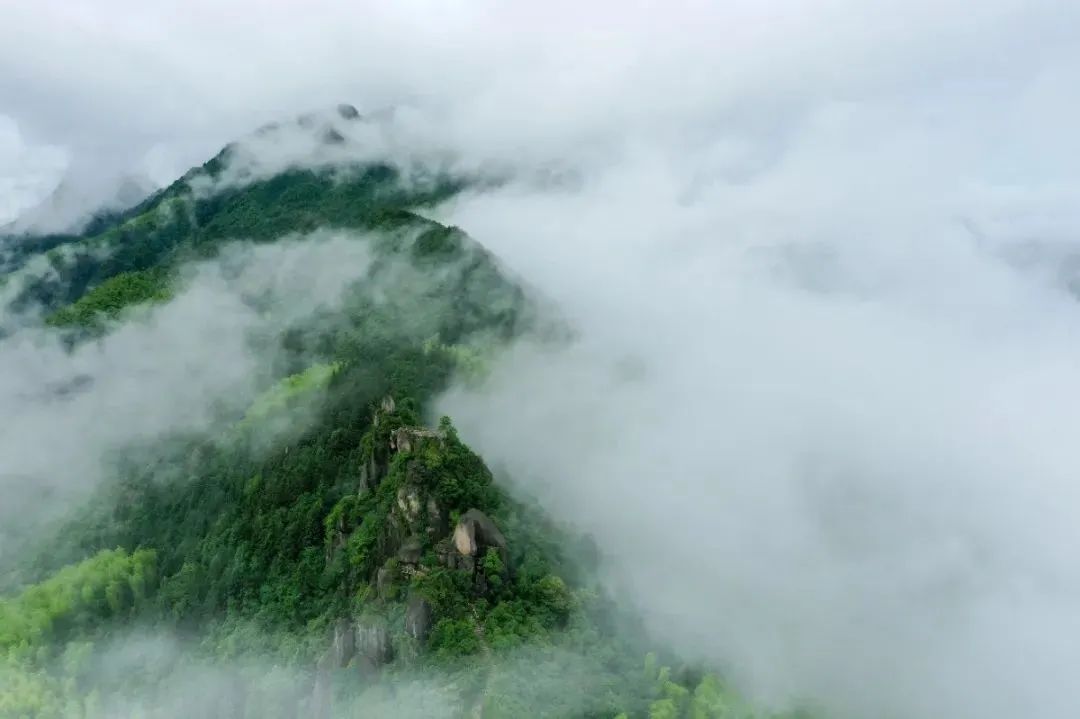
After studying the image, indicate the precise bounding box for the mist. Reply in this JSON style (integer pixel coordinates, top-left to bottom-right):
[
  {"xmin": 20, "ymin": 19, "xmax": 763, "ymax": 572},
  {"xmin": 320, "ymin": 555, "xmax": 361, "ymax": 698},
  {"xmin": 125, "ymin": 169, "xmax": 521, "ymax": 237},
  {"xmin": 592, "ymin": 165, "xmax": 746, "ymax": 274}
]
[
  {"xmin": 424, "ymin": 9, "xmax": 1080, "ymax": 719},
  {"xmin": 6, "ymin": 626, "xmax": 648, "ymax": 719},
  {"xmin": 0, "ymin": 115, "xmax": 68, "ymax": 227},
  {"xmin": 4, "ymin": 1, "xmax": 1080, "ymax": 717},
  {"xmin": 0, "ymin": 231, "xmax": 374, "ymax": 566}
]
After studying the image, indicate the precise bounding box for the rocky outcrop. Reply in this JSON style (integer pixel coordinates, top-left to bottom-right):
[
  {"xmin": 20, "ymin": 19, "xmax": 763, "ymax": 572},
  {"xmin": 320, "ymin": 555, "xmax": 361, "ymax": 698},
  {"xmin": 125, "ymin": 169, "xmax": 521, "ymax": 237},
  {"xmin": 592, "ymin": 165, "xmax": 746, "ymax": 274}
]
[
  {"xmin": 395, "ymin": 484, "xmax": 423, "ymax": 525},
  {"xmin": 390, "ymin": 426, "xmax": 444, "ymax": 454},
  {"xmin": 374, "ymin": 395, "xmax": 396, "ymax": 424},
  {"xmin": 404, "ymin": 594, "xmax": 433, "ymax": 641},
  {"xmin": 359, "ymin": 396, "xmax": 398, "ymax": 493},
  {"xmin": 312, "ymin": 617, "xmax": 392, "ymax": 715},
  {"xmin": 388, "ymin": 467, "xmax": 446, "ymax": 551},
  {"xmin": 446, "ymin": 508, "xmax": 511, "ymax": 596},
  {"xmin": 315, "ymin": 617, "xmax": 393, "ymax": 675},
  {"xmin": 358, "ymin": 453, "xmax": 378, "ymax": 494},
  {"xmin": 330, "ymin": 618, "xmax": 356, "ymax": 668},
  {"xmin": 451, "ymin": 508, "xmax": 509, "ymax": 567},
  {"xmin": 317, "ymin": 401, "xmax": 515, "ymax": 712},
  {"xmin": 355, "ymin": 619, "xmax": 394, "ymax": 673},
  {"xmin": 312, "ymin": 618, "xmax": 361, "ymax": 719}
]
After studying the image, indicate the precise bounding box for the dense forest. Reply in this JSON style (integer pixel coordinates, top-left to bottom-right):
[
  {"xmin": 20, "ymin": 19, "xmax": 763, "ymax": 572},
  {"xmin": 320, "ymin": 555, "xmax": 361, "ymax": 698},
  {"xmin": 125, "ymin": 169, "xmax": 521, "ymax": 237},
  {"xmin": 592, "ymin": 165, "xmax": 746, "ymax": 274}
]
[{"xmin": 0, "ymin": 107, "xmax": 813, "ymax": 718}]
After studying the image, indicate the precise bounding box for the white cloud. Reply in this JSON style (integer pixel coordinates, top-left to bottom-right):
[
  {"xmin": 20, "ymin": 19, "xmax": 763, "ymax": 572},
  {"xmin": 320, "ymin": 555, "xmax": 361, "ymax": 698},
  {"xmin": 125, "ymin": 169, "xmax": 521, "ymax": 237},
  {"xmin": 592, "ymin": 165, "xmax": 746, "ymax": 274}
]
[
  {"xmin": 3, "ymin": 2, "xmax": 1080, "ymax": 717},
  {"xmin": 420, "ymin": 8, "xmax": 1080, "ymax": 718},
  {"xmin": 436, "ymin": 133, "xmax": 1080, "ymax": 717},
  {"xmin": 0, "ymin": 115, "xmax": 67, "ymax": 226},
  {"xmin": 0, "ymin": 1, "xmax": 1068, "ymax": 176},
  {"xmin": 0, "ymin": 231, "xmax": 374, "ymax": 563}
]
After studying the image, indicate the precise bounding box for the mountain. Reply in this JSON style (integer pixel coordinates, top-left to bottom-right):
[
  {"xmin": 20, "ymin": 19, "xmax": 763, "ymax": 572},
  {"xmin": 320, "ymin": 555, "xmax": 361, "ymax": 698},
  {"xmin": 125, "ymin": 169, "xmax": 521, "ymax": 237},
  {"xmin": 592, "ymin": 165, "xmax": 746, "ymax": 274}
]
[
  {"xmin": 0, "ymin": 110, "xmax": 806, "ymax": 718},
  {"xmin": 2, "ymin": 169, "xmax": 159, "ymax": 238}
]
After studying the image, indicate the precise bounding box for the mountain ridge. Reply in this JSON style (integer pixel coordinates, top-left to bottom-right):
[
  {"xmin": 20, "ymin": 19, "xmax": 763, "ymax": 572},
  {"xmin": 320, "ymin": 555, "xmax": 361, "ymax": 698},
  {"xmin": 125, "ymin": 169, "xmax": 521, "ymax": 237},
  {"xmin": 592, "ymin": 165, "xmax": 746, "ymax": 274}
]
[{"xmin": 0, "ymin": 111, "xmax": 810, "ymax": 719}]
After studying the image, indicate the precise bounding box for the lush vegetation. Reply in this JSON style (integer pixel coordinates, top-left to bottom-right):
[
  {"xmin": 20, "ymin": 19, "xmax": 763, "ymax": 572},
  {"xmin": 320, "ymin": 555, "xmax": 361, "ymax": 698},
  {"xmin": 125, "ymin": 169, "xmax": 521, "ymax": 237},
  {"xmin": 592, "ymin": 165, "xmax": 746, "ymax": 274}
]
[
  {"xmin": 45, "ymin": 268, "xmax": 173, "ymax": 328},
  {"xmin": 0, "ymin": 117, "xmax": 813, "ymax": 718}
]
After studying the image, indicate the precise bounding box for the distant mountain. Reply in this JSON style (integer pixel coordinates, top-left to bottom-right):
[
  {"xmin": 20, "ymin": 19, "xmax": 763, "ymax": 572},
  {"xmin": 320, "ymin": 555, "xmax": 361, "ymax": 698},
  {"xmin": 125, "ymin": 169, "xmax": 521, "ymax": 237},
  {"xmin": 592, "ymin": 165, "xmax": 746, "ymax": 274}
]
[{"xmin": 3, "ymin": 166, "xmax": 159, "ymax": 237}]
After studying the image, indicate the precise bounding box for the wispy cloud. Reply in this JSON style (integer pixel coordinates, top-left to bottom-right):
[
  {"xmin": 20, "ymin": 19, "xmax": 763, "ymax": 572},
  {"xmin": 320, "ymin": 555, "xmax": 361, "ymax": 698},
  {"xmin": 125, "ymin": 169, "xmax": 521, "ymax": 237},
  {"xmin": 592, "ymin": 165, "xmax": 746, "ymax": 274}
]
[
  {"xmin": 3, "ymin": 2, "xmax": 1080, "ymax": 717},
  {"xmin": 0, "ymin": 231, "xmax": 374, "ymax": 565}
]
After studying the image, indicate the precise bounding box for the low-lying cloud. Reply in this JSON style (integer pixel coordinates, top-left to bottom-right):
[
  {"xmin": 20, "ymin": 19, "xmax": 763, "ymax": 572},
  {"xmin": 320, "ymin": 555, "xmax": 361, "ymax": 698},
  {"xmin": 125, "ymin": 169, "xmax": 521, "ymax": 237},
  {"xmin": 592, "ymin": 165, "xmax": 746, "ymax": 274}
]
[
  {"xmin": 431, "ymin": 25, "xmax": 1080, "ymax": 719},
  {"xmin": 4, "ymin": 1, "xmax": 1080, "ymax": 717},
  {"xmin": 8, "ymin": 627, "xmax": 647, "ymax": 719},
  {"xmin": 0, "ymin": 231, "xmax": 374, "ymax": 566},
  {"xmin": 0, "ymin": 114, "xmax": 68, "ymax": 227}
]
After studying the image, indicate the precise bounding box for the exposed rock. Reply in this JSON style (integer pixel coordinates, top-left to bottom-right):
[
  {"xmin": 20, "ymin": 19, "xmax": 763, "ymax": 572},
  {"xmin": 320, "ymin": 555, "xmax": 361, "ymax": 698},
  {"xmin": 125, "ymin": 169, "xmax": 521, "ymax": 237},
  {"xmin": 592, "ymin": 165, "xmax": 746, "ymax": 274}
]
[
  {"xmin": 453, "ymin": 522, "xmax": 477, "ymax": 557},
  {"xmin": 390, "ymin": 426, "xmax": 444, "ymax": 454},
  {"xmin": 359, "ymin": 450, "xmax": 380, "ymax": 493},
  {"xmin": 397, "ymin": 535, "xmax": 424, "ymax": 564},
  {"xmin": 452, "ymin": 509, "xmax": 509, "ymax": 566},
  {"xmin": 404, "ymin": 594, "xmax": 433, "ymax": 641},
  {"xmin": 317, "ymin": 617, "xmax": 394, "ymax": 675},
  {"xmin": 396, "ymin": 485, "xmax": 423, "ymax": 525},
  {"xmin": 311, "ymin": 618, "xmax": 354, "ymax": 716},
  {"xmin": 355, "ymin": 619, "xmax": 394, "ymax": 673},
  {"xmin": 330, "ymin": 618, "xmax": 356, "ymax": 668},
  {"xmin": 372, "ymin": 396, "xmax": 396, "ymax": 436},
  {"xmin": 313, "ymin": 616, "xmax": 393, "ymax": 715},
  {"xmin": 358, "ymin": 462, "xmax": 370, "ymax": 494},
  {"xmin": 448, "ymin": 509, "xmax": 511, "ymax": 594}
]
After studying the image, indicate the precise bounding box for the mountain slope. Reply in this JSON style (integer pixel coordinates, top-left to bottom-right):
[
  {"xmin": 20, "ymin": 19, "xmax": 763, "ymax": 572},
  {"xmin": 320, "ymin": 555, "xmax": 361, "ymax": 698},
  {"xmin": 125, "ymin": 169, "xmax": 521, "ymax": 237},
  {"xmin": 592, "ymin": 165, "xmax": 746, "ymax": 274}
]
[{"xmin": 0, "ymin": 112, "xmax": 807, "ymax": 719}]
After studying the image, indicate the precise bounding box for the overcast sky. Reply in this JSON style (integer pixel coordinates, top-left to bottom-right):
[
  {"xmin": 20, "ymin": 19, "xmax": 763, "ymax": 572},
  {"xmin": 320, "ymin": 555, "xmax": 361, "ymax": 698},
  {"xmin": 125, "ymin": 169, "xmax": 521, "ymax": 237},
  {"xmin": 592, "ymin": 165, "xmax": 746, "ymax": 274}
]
[
  {"xmin": 4, "ymin": 3, "xmax": 1080, "ymax": 718},
  {"xmin": 2, "ymin": 0, "xmax": 1078, "ymax": 220}
]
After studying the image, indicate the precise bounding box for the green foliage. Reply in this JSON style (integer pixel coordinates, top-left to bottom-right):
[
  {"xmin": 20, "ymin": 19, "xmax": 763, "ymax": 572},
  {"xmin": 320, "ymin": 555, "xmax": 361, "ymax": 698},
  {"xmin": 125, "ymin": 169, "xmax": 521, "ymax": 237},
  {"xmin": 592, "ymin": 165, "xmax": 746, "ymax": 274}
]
[
  {"xmin": 7, "ymin": 159, "xmax": 472, "ymax": 323},
  {"xmin": 651, "ymin": 698, "xmax": 682, "ymax": 719},
  {"xmin": 529, "ymin": 574, "xmax": 574, "ymax": 625},
  {"xmin": 412, "ymin": 566, "xmax": 472, "ymax": 620},
  {"xmin": 240, "ymin": 362, "xmax": 341, "ymax": 425},
  {"xmin": 481, "ymin": 548, "xmax": 506, "ymax": 593},
  {"xmin": 0, "ymin": 549, "xmax": 156, "ymax": 650},
  {"xmin": 0, "ymin": 663, "xmax": 67, "ymax": 719},
  {"xmin": 662, "ymin": 681, "xmax": 691, "ymax": 712},
  {"xmin": 417, "ymin": 419, "xmax": 499, "ymax": 513},
  {"xmin": 0, "ymin": 125, "xmax": 821, "ymax": 718},
  {"xmin": 428, "ymin": 617, "xmax": 481, "ymax": 658},
  {"xmin": 689, "ymin": 675, "xmax": 731, "ymax": 719},
  {"xmin": 45, "ymin": 267, "xmax": 172, "ymax": 329},
  {"xmin": 483, "ymin": 600, "xmax": 545, "ymax": 649}
]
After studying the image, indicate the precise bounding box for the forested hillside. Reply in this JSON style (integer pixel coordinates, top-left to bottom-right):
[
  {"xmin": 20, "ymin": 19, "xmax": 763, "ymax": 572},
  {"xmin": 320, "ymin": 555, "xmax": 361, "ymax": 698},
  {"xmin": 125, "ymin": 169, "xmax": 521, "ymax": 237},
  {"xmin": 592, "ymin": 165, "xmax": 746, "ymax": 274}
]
[{"xmin": 0, "ymin": 108, "xmax": 810, "ymax": 719}]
